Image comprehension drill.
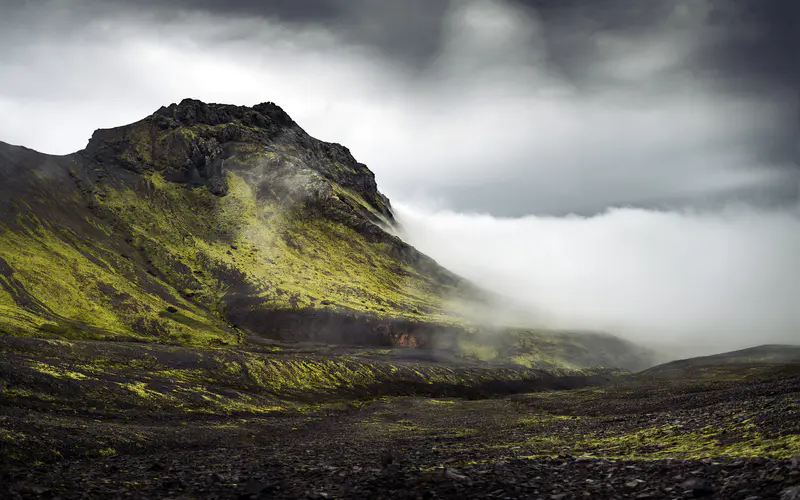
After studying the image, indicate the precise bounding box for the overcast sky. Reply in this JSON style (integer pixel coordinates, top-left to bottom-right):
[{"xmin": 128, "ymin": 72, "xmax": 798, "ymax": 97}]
[{"xmin": 2, "ymin": 0, "xmax": 799, "ymax": 353}]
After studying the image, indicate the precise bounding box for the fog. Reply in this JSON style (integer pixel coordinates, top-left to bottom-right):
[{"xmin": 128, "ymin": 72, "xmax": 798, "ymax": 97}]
[
  {"xmin": 1, "ymin": 0, "xmax": 798, "ymax": 355},
  {"xmin": 396, "ymin": 203, "xmax": 800, "ymax": 356}
]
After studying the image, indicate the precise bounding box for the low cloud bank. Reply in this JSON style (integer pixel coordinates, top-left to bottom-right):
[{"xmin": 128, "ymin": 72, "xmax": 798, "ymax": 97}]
[{"xmin": 396, "ymin": 203, "xmax": 800, "ymax": 356}]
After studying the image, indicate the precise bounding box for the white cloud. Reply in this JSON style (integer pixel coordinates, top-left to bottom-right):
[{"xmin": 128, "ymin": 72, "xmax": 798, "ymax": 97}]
[{"xmin": 396, "ymin": 203, "xmax": 800, "ymax": 355}]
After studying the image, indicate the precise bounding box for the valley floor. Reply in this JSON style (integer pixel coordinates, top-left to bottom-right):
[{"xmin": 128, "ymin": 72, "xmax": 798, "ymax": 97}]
[{"xmin": 1, "ymin": 337, "xmax": 799, "ymax": 499}]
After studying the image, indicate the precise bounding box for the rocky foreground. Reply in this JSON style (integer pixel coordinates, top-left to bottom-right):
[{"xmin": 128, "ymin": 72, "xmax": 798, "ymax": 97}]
[{"xmin": 2, "ymin": 342, "xmax": 799, "ymax": 499}]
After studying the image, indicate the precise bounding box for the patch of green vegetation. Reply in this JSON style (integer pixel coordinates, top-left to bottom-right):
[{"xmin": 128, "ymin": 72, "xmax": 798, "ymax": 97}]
[
  {"xmin": 0, "ymin": 208, "xmax": 234, "ymax": 346},
  {"xmin": 459, "ymin": 342, "xmax": 498, "ymax": 362},
  {"xmin": 0, "ymin": 286, "xmax": 42, "ymax": 335},
  {"xmin": 0, "ymin": 429, "xmax": 26, "ymax": 442},
  {"xmin": 331, "ymin": 184, "xmax": 392, "ymax": 227},
  {"xmin": 455, "ymin": 329, "xmax": 646, "ymax": 372},
  {"xmin": 29, "ymin": 361, "xmax": 91, "ymax": 381},
  {"xmin": 121, "ymin": 381, "xmax": 171, "ymax": 401},
  {"xmin": 426, "ymin": 398, "xmax": 457, "ymax": 406},
  {"xmin": 492, "ymin": 413, "xmax": 800, "ymax": 460}
]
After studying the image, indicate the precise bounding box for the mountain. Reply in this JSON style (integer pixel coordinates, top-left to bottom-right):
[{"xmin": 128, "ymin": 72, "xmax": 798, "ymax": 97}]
[
  {"xmin": 0, "ymin": 99, "xmax": 473, "ymax": 344},
  {"xmin": 0, "ymin": 99, "xmax": 651, "ymax": 369}
]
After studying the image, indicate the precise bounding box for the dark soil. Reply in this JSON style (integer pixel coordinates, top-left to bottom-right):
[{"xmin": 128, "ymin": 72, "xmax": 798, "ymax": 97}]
[{"xmin": 1, "ymin": 340, "xmax": 799, "ymax": 499}]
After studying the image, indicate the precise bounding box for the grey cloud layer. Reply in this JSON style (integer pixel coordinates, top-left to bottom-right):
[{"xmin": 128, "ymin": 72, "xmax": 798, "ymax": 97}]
[{"xmin": 1, "ymin": 0, "xmax": 796, "ymax": 215}]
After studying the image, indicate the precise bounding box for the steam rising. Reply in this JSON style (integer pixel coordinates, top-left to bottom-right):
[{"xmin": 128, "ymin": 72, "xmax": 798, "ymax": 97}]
[{"xmin": 2, "ymin": 0, "xmax": 798, "ymax": 354}]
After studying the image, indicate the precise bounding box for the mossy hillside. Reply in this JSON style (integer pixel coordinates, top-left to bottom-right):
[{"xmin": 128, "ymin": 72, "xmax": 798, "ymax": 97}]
[
  {"xmin": 0, "ymin": 286, "xmax": 42, "ymax": 336},
  {"xmin": 456, "ymin": 329, "xmax": 656, "ymax": 372},
  {"xmin": 0, "ymin": 98, "xmax": 478, "ymax": 349},
  {"xmin": 0, "ymin": 208, "xmax": 235, "ymax": 346},
  {"xmin": 0, "ymin": 336, "xmax": 610, "ymax": 421},
  {"xmin": 80, "ymin": 99, "xmax": 476, "ymax": 326},
  {"xmin": 96, "ymin": 168, "xmax": 460, "ymax": 321}
]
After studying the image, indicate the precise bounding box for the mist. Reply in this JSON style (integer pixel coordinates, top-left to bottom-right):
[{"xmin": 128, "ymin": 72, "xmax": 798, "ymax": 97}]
[
  {"xmin": 1, "ymin": 0, "xmax": 798, "ymax": 355},
  {"xmin": 396, "ymin": 203, "xmax": 800, "ymax": 356}
]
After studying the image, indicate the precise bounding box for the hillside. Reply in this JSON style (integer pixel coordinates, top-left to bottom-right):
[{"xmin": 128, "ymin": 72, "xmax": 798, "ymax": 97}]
[
  {"xmin": 0, "ymin": 98, "xmax": 651, "ymax": 370},
  {"xmin": 0, "ymin": 100, "xmax": 474, "ymax": 343}
]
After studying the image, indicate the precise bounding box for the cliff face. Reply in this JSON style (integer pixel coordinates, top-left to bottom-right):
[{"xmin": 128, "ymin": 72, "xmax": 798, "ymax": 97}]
[{"xmin": 0, "ymin": 99, "xmax": 479, "ymax": 347}]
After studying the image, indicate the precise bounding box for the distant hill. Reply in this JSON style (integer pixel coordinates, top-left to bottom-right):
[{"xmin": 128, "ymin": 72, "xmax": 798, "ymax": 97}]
[{"xmin": 635, "ymin": 344, "xmax": 800, "ymax": 380}]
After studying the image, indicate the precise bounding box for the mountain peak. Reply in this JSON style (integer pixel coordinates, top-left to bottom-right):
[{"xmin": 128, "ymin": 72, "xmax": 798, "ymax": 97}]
[
  {"xmin": 152, "ymin": 98, "xmax": 297, "ymax": 130},
  {"xmin": 82, "ymin": 98, "xmax": 392, "ymax": 227}
]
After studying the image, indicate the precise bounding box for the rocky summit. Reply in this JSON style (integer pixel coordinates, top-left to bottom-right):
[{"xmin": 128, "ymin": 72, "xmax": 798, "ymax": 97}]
[{"xmin": 1, "ymin": 100, "xmax": 798, "ymax": 499}]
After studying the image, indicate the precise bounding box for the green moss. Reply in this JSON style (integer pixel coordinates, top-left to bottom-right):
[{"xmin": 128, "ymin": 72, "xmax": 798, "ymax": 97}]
[
  {"xmin": 0, "ymin": 202, "xmax": 237, "ymax": 346},
  {"xmin": 0, "ymin": 429, "xmax": 26, "ymax": 442},
  {"xmin": 30, "ymin": 361, "xmax": 91, "ymax": 381},
  {"xmin": 96, "ymin": 170, "xmax": 456, "ymax": 321},
  {"xmin": 426, "ymin": 399, "xmax": 457, "ymax": 406},
  {"xmin": 459, "ymin": 342, "xmax": 498, "ymax": 362},
  {"xmin": 121, "ymin": 381, "xmax": 171, "ymax": 401},
  {"xmin": 492, "ymin": 414, "xmax": 800, "ymax": 460}
]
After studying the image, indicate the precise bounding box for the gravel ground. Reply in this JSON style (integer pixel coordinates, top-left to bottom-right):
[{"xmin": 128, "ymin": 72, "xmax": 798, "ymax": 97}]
[{"xmin": 2, "ymin": 343, "xmax": 799, "ymax": 499}]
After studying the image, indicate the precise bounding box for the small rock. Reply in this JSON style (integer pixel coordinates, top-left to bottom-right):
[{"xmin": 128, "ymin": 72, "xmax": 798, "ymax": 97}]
[
  {"xmin": 681, "ymin": 477, "xmax": 715, "ymax": 497},
  {"xmin": 166, "ymin": 306, "xmax": 178, "ymax": 313},
  {"xmin": 782, "ymin": 486, "xmax": 800, "ymax": 500},
  {"xmin": 380, "ymin": 450, "xmax": 396, "ymax": 467},
  {"xmin": 16, "ymin": 483, "xmax": 50, "ymax": 495},
  {"xmin": 242, "ymin": 480, "xmax": 274, "ymax": 496},
  {"xmin": 444, "ymin": 468, "xmax": 470, "ymax": 482}
]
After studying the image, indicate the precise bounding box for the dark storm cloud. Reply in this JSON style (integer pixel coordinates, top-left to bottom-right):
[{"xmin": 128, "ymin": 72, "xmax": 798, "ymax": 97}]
[
  {"xmin": 80, "ymin": 0, "xmax": 451, "ymax": 69},
  {"xmin": 8, "ymin": 0, "xmax": 797, "ymax": 91},
  {"xmin": 54, "ymin": 0, "xmax": 796, "ymax": 177},
  {"xmin": 77, "ymin": 0, "xmax": 799, "ymax": 94}
]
